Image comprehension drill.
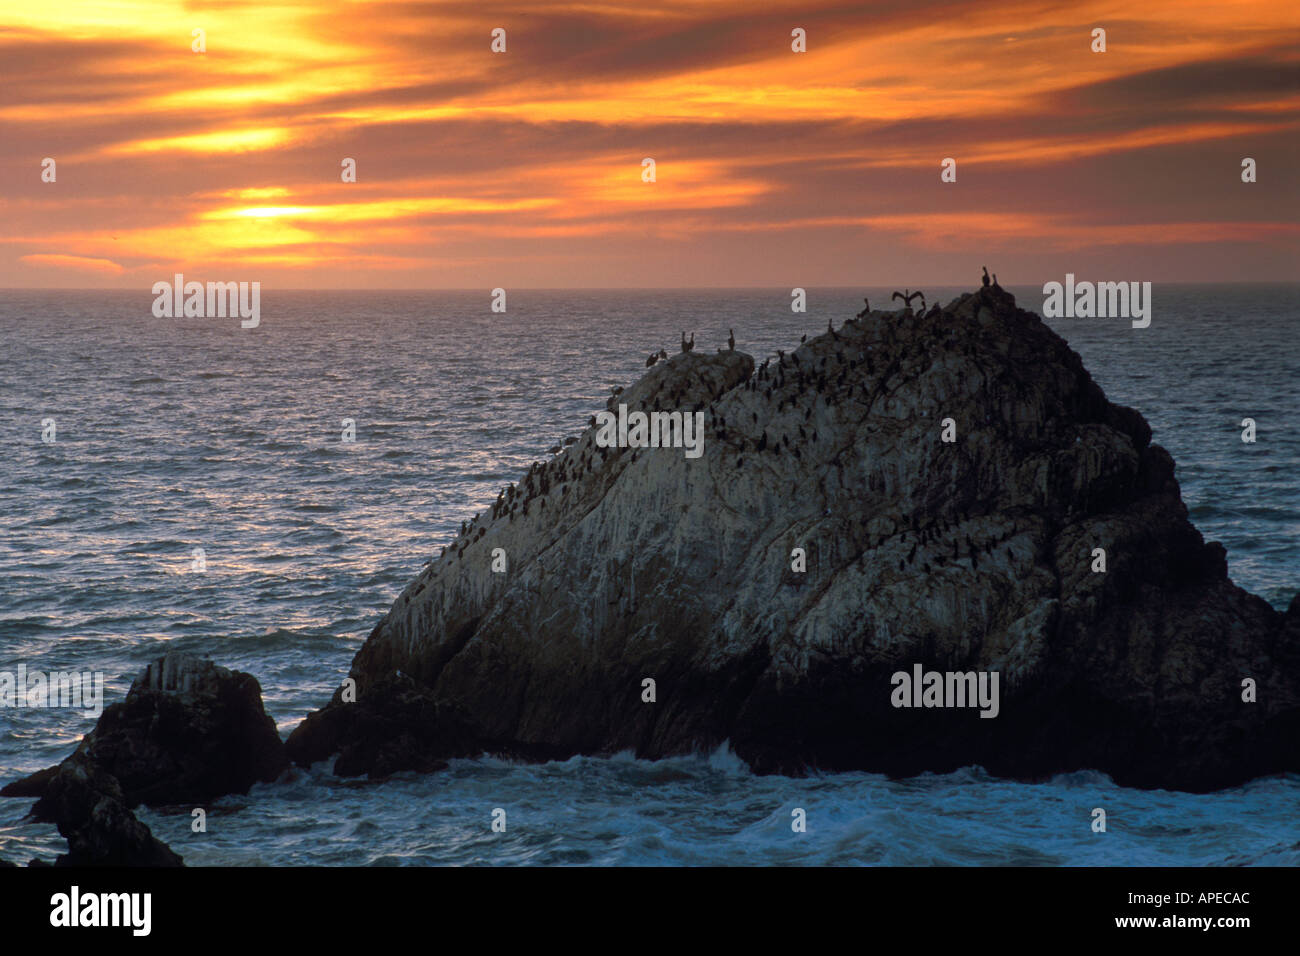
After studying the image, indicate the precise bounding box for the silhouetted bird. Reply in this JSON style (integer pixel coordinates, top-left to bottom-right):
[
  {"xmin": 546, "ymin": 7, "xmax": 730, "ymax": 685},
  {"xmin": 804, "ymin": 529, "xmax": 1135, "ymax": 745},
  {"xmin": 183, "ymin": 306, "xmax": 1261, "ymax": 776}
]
[
  {"xmin": 982, "ymin": 266, "xmax": 990, "ymax": 288},
  {"xmin": 646, "ymin": 353, "xmax": 657, "ymax": 367},
  {"xmin": 728, "ymin": 329, "xmax": 735, "ymax": 351},
  {"xmin": 891, "ymin": 289, "xmax": 923, "ymax": 312}
]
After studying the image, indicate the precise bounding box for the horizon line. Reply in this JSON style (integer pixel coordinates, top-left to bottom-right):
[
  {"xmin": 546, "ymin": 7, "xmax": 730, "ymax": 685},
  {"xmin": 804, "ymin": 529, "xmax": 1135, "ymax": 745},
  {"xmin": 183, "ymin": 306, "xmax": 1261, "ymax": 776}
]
[{"xmin": 3, "ymin": 280, "xmax": 1299, "ymax": 293}]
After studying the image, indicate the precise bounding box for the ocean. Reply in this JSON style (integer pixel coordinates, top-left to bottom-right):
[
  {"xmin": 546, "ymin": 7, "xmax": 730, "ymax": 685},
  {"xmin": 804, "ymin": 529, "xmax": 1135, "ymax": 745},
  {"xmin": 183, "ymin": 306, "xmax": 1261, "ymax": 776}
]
[{"xmin": 1, "ymin": 285, "xmax": 1296, "ymax": 865}]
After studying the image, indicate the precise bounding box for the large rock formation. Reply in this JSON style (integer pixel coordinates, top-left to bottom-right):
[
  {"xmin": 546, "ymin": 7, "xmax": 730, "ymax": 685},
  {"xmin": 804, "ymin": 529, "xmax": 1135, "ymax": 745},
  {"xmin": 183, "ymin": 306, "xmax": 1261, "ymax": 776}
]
[{"xmin": 289, "ymin": 286, "xmax": 1300, "ymax": 792}]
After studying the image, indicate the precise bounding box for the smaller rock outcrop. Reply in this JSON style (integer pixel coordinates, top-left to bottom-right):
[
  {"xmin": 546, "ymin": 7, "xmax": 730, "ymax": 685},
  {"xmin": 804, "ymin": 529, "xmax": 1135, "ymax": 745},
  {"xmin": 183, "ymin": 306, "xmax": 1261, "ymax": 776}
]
[
  {"xmin": 31, "ymin": 754, "xmax": 182, "ymax": 867},
  {"xmin": 2, "ymin": 651, "xmax": 287, "ymax": 866},
  {"xmin": 3, "ymin": 651, "xmax": 287, "ymax": 807}
]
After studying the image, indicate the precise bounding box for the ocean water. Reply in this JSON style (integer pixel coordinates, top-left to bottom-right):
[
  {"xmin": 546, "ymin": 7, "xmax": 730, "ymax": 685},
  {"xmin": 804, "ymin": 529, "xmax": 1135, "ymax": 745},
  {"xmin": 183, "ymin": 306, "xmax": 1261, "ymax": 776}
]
[{"xmin": 1, "ymin": 285, "xmax": 1296, "ymax": 866}]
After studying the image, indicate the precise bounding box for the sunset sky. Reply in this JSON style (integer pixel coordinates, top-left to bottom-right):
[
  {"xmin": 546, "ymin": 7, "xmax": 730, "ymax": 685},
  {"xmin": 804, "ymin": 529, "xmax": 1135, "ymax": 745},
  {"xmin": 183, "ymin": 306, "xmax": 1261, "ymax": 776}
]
[{"xmin": 2, "ymin": 0, "xmax": 1297, "ymax": 288}]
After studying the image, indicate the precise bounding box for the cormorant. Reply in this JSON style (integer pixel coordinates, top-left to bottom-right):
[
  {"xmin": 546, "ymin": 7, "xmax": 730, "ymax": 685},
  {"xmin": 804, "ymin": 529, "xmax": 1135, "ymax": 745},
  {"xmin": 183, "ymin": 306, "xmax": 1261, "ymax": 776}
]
[
  {"xmin": 892, "ymin": 289, "xmax": 923, "ymax": 313},
  {"xmin": 728, "ymin": 329, "xmax": 735, "ymax": 350},
  {"xmin": 982, "ymin": 266, "xmax": 990, "ymax": 288}
]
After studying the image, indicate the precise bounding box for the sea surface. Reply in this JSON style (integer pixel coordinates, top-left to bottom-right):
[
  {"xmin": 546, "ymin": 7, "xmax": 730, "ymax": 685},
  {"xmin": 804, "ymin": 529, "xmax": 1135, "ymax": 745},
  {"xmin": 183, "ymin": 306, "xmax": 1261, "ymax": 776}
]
[{"xmin": 1, "ymin": 286, "xmax": 1296, "ymax": 866}]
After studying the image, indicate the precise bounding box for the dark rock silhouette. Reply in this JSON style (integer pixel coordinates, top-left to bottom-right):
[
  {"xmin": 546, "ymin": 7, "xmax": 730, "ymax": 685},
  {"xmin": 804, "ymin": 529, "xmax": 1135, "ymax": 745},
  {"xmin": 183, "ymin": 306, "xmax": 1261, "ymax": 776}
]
[
  {"xmin": 286, "ymin": 673, "xmax": 488, "ymax": 777},
  {"xmin": 4, "ymin": 651, "xmax": 287, "ymax": 808},
  {"xmin": 28, "ymin": 754, "xmax": 182, "ymax": 867},
  {"xmin": 286, "ymin": 285, "xmax": 1299, "ymax": 792}
]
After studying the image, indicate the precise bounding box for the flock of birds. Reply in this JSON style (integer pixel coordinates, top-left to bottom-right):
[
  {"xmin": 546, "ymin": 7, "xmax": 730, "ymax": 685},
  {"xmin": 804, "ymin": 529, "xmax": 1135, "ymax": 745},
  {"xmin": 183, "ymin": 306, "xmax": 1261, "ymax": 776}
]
[
  {"xmin": 420, "ymin": 269, "xmax": 1009, "ymax": 579},
  {"xmin": 647, "ymin": 268, "xmax": 1001, "ymax": 367}
]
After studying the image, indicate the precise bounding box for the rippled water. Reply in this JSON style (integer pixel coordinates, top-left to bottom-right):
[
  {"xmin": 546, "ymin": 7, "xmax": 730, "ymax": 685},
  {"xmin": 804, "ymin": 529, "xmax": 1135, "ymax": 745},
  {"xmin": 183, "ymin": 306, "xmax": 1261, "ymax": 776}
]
[{"xmin": 1, "ymin": 286, "xmax": 1296, "ymax": 865}]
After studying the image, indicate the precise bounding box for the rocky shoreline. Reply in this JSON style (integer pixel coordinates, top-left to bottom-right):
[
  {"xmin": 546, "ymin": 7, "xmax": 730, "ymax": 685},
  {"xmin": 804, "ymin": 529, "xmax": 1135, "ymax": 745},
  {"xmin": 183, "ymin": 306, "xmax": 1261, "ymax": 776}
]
[{"xmin": 5, "ymin": 283, "xmax": 1298, "ymax": 863}]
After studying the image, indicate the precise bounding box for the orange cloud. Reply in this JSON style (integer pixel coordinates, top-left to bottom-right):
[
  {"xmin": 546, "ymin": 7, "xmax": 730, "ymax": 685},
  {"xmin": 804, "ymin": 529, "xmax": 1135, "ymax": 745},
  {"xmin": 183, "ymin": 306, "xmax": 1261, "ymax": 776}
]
[
  {"xmin": 19, "ymin": 253, "xmax": 126, "ymax": 274},
  {"xmin": 2, "ymin": 0, "xmax": 1298, "ymax": 286}
]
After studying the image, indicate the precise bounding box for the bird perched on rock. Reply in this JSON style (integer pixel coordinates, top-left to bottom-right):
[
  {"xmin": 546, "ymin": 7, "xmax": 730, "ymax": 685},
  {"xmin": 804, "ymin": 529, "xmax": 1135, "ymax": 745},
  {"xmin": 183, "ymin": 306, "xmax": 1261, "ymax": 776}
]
[
  {"xmin": 982, "ymin": 266, "xmax": 991, "ymax": 288},
  {"xmin": 856, "ymin": 297, "xmax": 870, "ymax": 319},
  {"xmin": 891, "ymin": 290, "xmax": 925, "ymax": 313},
  {"xmin": 646, "ymin": 352, "xmax": 658, "ymax": 367},
  {"xmin": 728, "ymin": 329, "xmax": 735, "ymax": 351}
]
